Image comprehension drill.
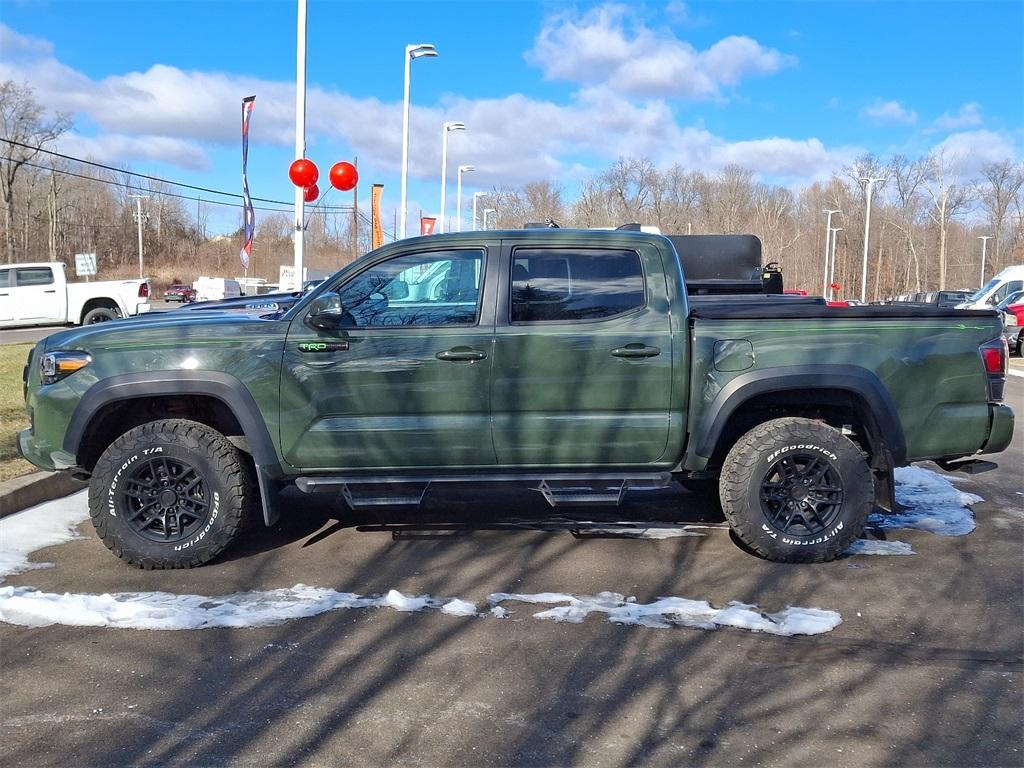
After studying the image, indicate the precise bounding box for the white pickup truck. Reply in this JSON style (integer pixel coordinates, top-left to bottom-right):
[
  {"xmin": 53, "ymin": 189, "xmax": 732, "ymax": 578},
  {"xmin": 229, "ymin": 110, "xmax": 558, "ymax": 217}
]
[{"xmin": 0, "ymin": 262, "xmax": 151, "ymax": 328}]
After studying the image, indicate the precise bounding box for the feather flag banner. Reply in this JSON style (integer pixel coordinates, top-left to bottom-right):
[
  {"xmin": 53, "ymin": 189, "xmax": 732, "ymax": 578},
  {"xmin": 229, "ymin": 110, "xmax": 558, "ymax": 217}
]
[{"xmin": 240, "ymin": 95, "xmax": 256, "ymax": 270}]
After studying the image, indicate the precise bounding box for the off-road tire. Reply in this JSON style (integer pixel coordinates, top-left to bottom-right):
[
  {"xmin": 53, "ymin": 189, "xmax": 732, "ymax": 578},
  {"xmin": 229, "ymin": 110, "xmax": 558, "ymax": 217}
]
[
  {"xmin": 82, "ymin": 306, "xmax": 119, "ymax": 324},
  {"xmin": 719, "ymin": 417, "xmax": 872, "ymax": 563},
  {"xmin": 88, "ymin": 419, "xmax": 255, "ymax": 569}
]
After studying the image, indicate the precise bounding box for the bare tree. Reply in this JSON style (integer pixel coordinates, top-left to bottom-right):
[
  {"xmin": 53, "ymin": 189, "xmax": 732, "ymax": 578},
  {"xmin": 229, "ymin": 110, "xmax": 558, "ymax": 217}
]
[
  {"xmin": 923, "ymin": 149, "xmax": 974, "ymax": 290},
  {"xmin": 977, "ymin": 160, "xmax": 1024, "ymax": 271},
  {"xmin": 0, "ymin": 81, "xmax": 72, "ymax": 262}
]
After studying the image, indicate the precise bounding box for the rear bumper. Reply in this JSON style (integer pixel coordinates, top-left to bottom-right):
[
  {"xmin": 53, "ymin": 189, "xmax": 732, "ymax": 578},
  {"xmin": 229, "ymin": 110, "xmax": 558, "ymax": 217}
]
[{"xmin": 980, "ymin": 403, "xmax": 1015, "ymax": 455}]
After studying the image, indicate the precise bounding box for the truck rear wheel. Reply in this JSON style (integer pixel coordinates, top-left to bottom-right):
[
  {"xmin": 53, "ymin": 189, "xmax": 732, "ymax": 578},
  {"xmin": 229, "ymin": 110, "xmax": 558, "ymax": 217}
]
[
  {"xmin": 82, "ymin": 306, "xmax": 119, "ymax": 324},
  {"xmin": 719, "ymin": 417, "xmax": 872, "ymax": 563},
  {"xmin": 88, "ymin": 419, "xmax": 254, "ymax": 569}
]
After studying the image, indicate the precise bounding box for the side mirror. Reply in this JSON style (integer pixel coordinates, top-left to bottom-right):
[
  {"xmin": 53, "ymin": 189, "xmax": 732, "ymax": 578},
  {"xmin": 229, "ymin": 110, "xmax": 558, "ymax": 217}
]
[{"xmin": 306, "ymin": 292, "xmax": 344, "ymax": 331}]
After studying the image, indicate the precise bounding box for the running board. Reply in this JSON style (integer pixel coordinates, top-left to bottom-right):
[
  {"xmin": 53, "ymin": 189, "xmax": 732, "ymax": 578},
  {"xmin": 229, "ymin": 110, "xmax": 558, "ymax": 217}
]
[{"xmin": 295, "ymin": 472, "xmax": 673, "ymax": 510}]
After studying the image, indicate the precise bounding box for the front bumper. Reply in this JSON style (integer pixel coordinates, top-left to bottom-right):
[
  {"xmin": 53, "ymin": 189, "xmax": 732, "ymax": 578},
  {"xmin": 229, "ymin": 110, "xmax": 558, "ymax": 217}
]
[{"xmin": 980, "ymin": 403, "xmax": 1015, "ymax": 456}]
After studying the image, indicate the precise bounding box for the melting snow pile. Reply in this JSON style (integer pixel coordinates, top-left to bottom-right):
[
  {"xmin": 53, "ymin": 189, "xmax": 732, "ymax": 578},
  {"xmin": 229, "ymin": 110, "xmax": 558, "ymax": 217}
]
[
  {"xmin": 844, "ymin": 539, "xmax": 915, "ymax": 556},
  {"xmin": 0, "ymin": 490, "xmax": 89, "ymax": 580},
  {"xmin": 487, "ymin": 591, "xmax": 841, "ymax": 635},
  {"xmin": 869, "ymin": 466, "xmax": 982, "ymax": 537}
]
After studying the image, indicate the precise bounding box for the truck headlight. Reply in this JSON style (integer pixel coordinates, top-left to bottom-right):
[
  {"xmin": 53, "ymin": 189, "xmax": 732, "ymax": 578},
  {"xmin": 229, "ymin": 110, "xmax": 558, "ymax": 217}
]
[{"xmin": 41, "ymin": 351, "xmax": 92, "ymax": 385}]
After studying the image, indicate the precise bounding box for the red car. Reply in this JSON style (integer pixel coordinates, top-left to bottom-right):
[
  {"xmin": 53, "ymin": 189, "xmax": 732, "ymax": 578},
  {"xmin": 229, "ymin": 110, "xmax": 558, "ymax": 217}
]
[
  {"xmin": 997, "ymin": 290, "xmax": 1024, "ymax": 355},
  {"xmin": 163, "ymin": 284, "xmax": 196, "ymax": 303}
]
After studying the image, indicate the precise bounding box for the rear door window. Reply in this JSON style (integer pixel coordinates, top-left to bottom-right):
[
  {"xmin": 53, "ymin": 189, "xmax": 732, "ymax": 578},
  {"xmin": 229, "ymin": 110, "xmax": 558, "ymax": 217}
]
[
  {"xmin": 510, "ymin": 247, "xmax": 645, "ymax": 323},
  {"xmin": 15, "ymin": 267, "xmax": 54, "ymax": 287}
]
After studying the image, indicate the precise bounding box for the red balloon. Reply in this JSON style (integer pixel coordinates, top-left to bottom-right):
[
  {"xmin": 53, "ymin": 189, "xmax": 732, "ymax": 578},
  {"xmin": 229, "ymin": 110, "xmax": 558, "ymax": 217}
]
[
  {"xmin": 830, "ymin": 282, "xmax": 841, "ymax": 291},
  {"xmin": 304, "ymin": 184, "xmax": 320, "ymax": 203},
  {"xmin": 289, "ymin": 158, "xmax": 319, "ymax": 188},
  {"xmin": 329, "ymin": 161, "xmax": 358, "ymax": 191}
]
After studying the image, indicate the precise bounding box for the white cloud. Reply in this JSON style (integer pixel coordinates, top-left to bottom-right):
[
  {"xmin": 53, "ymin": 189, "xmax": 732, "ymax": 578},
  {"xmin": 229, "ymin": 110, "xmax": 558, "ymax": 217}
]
[
  {"xmin": 525, "ymin": 4, "xmax": 796, "ymax": 99},
  {"xmin": 930, "ymin": 102, "xmax": 983, "ymax": 132},
  {"xmin": 932, "ymin": 130, "xmax": 1018, "ymax": 176},
  {"xmin": 860, "ymin": 99, "xmax": 918, "ymax": 125}
]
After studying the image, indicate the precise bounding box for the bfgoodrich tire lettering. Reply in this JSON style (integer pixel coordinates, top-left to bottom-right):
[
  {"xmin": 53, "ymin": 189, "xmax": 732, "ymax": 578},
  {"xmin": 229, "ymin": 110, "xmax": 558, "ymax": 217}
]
[
  {"xmin": 88, "ymin": 419, "xmax": 254, "ymax": 569},
  {"xmin": 719, "ymin": 417, "xmax": 873, "ymax": 563}
]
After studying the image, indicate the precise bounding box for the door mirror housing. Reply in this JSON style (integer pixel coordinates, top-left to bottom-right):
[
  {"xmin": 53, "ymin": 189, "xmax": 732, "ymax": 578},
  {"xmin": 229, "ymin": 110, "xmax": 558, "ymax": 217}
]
[{"xmin": 306, "ymin": 292, "xmax": 344, "ymax": 331}]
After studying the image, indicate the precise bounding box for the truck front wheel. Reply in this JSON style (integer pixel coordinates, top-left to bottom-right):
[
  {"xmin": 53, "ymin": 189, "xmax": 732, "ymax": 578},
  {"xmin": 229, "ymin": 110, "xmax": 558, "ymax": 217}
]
[
  {"xmin": 719, "ymin": 417, "xmax": 872, "ymax": 563},
  {"xmin": 88, "ymin": 419, "xmax": 254, "ymax": 569}
]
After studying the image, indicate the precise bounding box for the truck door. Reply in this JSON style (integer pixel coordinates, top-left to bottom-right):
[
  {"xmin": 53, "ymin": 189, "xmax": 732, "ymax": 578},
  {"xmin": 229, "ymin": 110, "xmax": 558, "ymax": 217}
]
[
  {"xmin": 280, "ymin": 244, "xmax": 498, "ymax": 470},
  {"xmin": 490, "ymin": 241, "xmax": 674, "ymax": 466},
  {"xmin": 12, "ymin": 266, "xmax": 65, "ymax": 323}
]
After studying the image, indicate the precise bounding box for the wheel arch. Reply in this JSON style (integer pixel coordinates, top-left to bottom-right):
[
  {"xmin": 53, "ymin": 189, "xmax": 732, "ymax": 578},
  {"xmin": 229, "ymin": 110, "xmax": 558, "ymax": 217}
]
[
  {"xmin": 65, "ymin": 371, "xmax": 282, "ymax": 476},
  {"xmin": 78, "ymin": 297, "xmax": 122, "ymax": 324},
  {"xmin": 694, "ymin": 365, "xmax": 907, "ymax": 469}
]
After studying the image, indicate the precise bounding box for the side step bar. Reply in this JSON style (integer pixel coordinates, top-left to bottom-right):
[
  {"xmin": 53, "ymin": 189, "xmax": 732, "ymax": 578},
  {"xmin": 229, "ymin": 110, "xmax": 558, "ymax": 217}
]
[{"xmin": 295, "ymin": 472, "xmax": 674, "ymax": 510}]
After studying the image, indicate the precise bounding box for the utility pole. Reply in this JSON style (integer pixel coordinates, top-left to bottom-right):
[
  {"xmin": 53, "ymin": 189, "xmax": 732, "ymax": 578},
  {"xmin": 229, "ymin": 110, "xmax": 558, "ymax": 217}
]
[
  {"xmin": 822, "ymin": 209, "xmax": 841, "ymax": 296},
  {"xmin": 858, "ymin": 174, "xmax": 887, "ymax": 303},
  {"xmin": 978, "ymin": 235, "xmax": 991, "ymax": 288},
  {"xmin": 129, "ymin": 195, "xmax": 148, "ymax": 279},
  {"xmin": 829, "ymin": 227, "xmax": 843, "ymax": 300},
  {"xmin": 293, "ymin": 0, "xmax": 308, "ymax": 290}
]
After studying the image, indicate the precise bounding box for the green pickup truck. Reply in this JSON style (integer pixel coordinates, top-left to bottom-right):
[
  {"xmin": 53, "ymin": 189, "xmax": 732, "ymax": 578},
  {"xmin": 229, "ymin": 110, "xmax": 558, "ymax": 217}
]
[{"xmin": 19, "ymin": 230, "xmax": 1014, "ymax": 569}]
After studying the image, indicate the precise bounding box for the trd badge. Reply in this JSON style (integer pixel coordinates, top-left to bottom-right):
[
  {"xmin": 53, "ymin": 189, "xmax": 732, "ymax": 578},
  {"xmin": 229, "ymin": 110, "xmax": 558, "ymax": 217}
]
[{"xmin": 297, "ymin": 341, "xmax": 349, "ymax": 353}]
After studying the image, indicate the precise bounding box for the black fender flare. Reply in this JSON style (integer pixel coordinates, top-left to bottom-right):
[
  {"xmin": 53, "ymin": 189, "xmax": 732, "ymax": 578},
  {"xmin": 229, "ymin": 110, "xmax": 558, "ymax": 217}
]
[
  {"xmin": 64, "ymin": 370, "xmax": 282, "ymax": 476},
  {"xmin": 695, "ymin": 365, "xmax": 907, "ymax": 465}
]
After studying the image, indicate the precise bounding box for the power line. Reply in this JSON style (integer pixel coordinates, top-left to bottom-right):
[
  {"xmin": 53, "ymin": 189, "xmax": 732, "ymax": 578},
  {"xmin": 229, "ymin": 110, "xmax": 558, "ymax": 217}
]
[
  {"xmin": 3, "ymin": 137, "xmax": 355, "ymax": 212},
  {"xmin": 22, "ymin": 160, "xmax": 353, "ymax": 215}
]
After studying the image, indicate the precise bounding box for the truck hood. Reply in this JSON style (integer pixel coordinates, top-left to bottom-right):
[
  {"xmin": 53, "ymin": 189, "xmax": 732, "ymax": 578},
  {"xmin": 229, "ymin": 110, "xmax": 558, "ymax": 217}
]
[{"xmin": 37, "ymin": 310, "xmax": 284, "ymax": 352}]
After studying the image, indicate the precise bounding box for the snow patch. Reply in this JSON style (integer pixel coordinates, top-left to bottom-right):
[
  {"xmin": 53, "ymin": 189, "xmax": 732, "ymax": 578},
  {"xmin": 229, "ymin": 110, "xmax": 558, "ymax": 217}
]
[
  {"xmin": 870, "ymin": 466, "xmax": 982, "ymax": 537},
  {"xmin": 0, "ymin": 491, "xmax": 89, "ymax": 580},
  {"xmin": 486, "ymin": 591, "xmax": 840, "ymax": 636},
  {"xmin": 845, "ymin": 539, "xmax": 915, "ymax": 556},
  {"xmin": 440, "ymin": 598, "xmax": 479, "ymax": 617}
]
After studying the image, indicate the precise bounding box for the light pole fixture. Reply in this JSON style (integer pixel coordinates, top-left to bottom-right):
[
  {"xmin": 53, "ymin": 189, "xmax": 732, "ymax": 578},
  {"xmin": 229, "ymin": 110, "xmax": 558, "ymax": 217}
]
[
  {"xmin": 472, "ymin": 192, "xmax": 487, "ymax": 231},
  {"xmin": 822, "ymin": 209, "xmax": 841, "ymax": 296},
  {"xmin": 858, "ymin": 174, "xmax": 887, "ymax": 303},
  {"xmin": 438, "ymin": 121, "xmax": 465, "ymax": 234},
  {"xmin": 483, "ymin": 207, "xmax": 496, "ymax": 230},
  {"xmin": 293, "ymin": 0, "xmax": 309, "ymax": 286},
  {"xmin": 399, "ymin": 43, "xmax": 438, "ymax": 240},
  {"xmin": 456, "ymin": 164, "xmax": 475, "ymax": 232},
  {"xmin": 828, "ymin": 227, "xmax": 843, "ymax": 300},
  {"xmin": 129, "ymin": 194, "xmax": 149, "ymax": 279},
  {"xmin": 978, "ymin": 236, "xmax": 992, "ymax": 287}
]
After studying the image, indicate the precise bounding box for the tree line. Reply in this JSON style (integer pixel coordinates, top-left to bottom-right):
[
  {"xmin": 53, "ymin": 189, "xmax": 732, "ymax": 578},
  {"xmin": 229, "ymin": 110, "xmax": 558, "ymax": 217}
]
[{"xmin": 2, "ymin": 80, "xmax": 1022, "ymax": 298}]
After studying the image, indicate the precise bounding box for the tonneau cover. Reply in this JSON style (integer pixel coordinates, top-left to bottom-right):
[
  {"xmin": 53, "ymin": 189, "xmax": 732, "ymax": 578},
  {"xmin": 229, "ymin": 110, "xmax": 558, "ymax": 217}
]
[{"xmin": 689, "ymin": 303, "xmax": 999, "ymax": 321}]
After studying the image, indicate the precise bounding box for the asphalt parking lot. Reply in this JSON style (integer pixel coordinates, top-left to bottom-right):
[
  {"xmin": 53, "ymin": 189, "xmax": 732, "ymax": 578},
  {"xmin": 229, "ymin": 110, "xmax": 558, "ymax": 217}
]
[{"xmin": 1, "ymin": 381, "xmax": 1021, "ymax": 767}]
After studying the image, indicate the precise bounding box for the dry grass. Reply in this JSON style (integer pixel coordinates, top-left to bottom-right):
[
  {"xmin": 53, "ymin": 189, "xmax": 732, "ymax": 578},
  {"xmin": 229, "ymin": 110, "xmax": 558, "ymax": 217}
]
[{"xmin": 0, "ymin": 344, "xmax": 35, "ymax": 482}]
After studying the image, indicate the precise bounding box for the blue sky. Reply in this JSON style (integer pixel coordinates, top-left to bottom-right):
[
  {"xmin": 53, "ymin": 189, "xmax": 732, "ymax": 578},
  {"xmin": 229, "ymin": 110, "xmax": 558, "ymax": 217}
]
[{"xmin": 2, "ymin": 1, "xmax": 1022, "ymax": 235}]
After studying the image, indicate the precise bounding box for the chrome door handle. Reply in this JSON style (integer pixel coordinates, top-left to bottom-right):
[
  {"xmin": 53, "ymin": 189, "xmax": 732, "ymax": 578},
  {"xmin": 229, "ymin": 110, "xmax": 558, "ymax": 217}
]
[
  {"xmin": 436, "ymin": 347, "xmax": 487, "ymax": 362},
  {"xmin": 43, "ymin": 290, "xmax": 56, "ymax": 294},
  {"xmin": 611, "ymin": 343, "xmax": 660, "ymax": 359}
]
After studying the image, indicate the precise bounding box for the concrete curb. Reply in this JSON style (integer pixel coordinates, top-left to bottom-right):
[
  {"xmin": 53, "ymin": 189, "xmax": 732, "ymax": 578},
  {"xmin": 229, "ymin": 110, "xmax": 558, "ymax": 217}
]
[{"xmin": 0, "ymin": 471, "xmax": 86, "ymax": 519}]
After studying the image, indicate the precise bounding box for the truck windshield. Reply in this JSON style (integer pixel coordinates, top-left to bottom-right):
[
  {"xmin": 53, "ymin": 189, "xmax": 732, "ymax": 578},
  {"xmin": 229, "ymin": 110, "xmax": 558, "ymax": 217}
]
[{"xmin": 967, "ymin": 278, "xmax": 1000, "ymax": 303}]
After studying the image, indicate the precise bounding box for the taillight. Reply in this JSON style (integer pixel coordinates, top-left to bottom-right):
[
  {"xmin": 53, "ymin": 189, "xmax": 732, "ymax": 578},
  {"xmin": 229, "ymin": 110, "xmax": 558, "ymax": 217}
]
[
  {"xmin": 979, "ymin": 337, "xmax": 1007, "ymax": 402},
  {"xmin": 139, "ymin": 282, "xmax": 150, "ymax": 298}
]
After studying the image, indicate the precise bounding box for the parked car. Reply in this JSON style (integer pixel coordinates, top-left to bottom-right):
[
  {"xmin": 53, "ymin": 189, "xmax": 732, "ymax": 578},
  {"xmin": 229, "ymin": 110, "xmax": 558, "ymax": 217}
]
[
  {"xmin": 997, "ymin": 289, "xmax": 1024, "ymax": 356},
  {"xmin": 958, "ymin": 266, "xmax": 1024, "ymax": 309},
  {"xmin": 0, "ymin": 262, "xmax": 150, "ymax": 327},
  {"xmin": 19, "ymin": 230, "xmax": 1013, "ymax": 570},
  {"xmin": 163, "ymin": 284, "xmax": 195, "ymax": 303},
  {"xmin": 193, "ymin": 277, "xmax": 242, "ymax": 302}
]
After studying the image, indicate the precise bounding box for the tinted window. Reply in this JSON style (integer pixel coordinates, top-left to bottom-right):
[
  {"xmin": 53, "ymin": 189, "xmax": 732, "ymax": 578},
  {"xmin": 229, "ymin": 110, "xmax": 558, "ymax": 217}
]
[
  {"xmin": 338, "ymin": 249, "xmax": 483, "ymax": 328},
  {"xmin": 15, "ymin": 267, "xmax": 54, "ymax": 286},
  {"xmin": 510, "ymin": 248, "xmax": 645, "ymax": 323},
  {"xmin": 0, "ymin": 269, "xmax": 10, "ymax": 288}
]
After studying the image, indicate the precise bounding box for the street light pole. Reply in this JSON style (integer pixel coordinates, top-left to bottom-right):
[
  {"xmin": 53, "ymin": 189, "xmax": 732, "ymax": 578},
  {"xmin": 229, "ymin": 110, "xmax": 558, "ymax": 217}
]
[
  {"xmin": 399, "ymin": 43, "xmax": 438, "ymax": 240},
  {"xmin": 822, "ymin": 209, "xmax": 840, "ymax": 296},
  {"xmin": 439, "ymin": 121, "xmax": 465, "ymax": 234},
  {"xmin": 129, "ymin": 195, "xmax": 148, "ymax": 279},
  {"xmin": 293, "ymin": 0, "xmax": 307, "ymax": 289},
  {"xmin": 483, "ymin": 208, "xmax": 496, "ymax": 230},
  {"xmin": 978, "ymin": 236, "xmax": 992, "ymax": 287},
  {"xmin": 858, "ymin": 174, "xmax": 887, "ymax": 303},
  {"xmin": 828, "ymin": 227, "xmax": 843, "ymax": 300},
  {"xmin": 456, "ymin": 164, "xmax": 475, "ymax": 232},
  {"xmin": 472, "ymin": 192, "xmax": 486, "ymax": 231}
]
